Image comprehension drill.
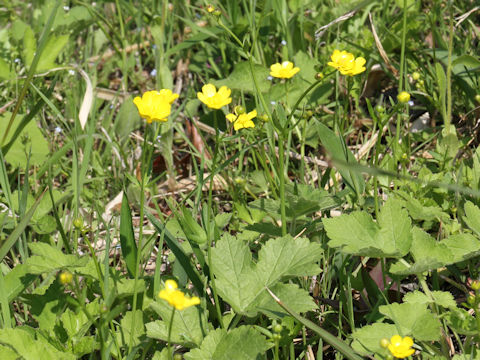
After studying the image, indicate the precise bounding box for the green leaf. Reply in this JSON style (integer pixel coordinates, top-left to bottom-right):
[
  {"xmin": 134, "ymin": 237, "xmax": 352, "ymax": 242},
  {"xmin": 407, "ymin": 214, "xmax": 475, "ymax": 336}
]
[
  {"xmin": 0, "ymin": 327, "xmax": 76, "ymax": 360},
  {"xmin": 452, "ymin": 55, "xmax": 480, "ymax": 69},
  {"xmin": 211, "ymin": 234, "xmax": 322, "ymax": 316},
  {"xmin": 4, "ymin": 263, "xmax": 37, "ymax": 302},
  {"xmin": 176, "ymin": 206, "xmax": 207, "ymax": 245},
  {"xmin": 463, "ymin": 201, "xmax": 480, "ymax": 236},
  {"xmin": 390, "ymin": 228, "xmax": 480, "ymax": 275},
  {"xmin": 447, "ymin": 308, "xmax": 478, "ymax": 336},
  {"xmin": 379, "ymin": 302, "xmax": 441, "ymax": 341},
  {"xmin": 146, "ymin": 300, "xmax": 208, "ymax": 347},
  {"xmin": 0, "ymin": 344, "xmax": 19, "ymax": 360},
  {"xmin": 256, "ymin": 282, "xmax": 317, "ymax": 319},
  {"xmin": 435, "ymin": 62, "xmax": 447, "ymax": 121},
  {"xmin": 403, "ymin": 290, "xmax": 456, "ymax": 309},
  {"xmin": 36, "ymin": 34, "xmax": 69, "ymax": 72},
  {"xmin": 0, "ymin": 58, "xmax": 13, "ymax": 80},
  {"xmin": 316, "ymin": 122, "xmax": 365, "ymax": 195},
  {"xmin": 117, "ymin": 310, "xmax": 145, "ymax": 347},
  {"xmin": 0, "ymin": 112, "xmax": 50, "ymax": 168},
  {"xmin": 26, "ymin": 242, "xmax": 88, "ymax": 274},
  {"xmin": 60, "ymin": 308, "xmax": 89, "ymax": 338},
  {"xmin": 214, "ymin": 62, "xmax": 270, "ymax": 93},
  {"xmin": 351, "ymin": 323, "xmax": 398, "ymax": 356},
  {"xmin": 22, "ymin": 26, "xmax": 36, "ymax": 67},
  {"xmin": 324, "ymin": 198, "xmax": 412, "ymax": 257},
  {"xmin": 120, "ymin": 192, "xmax": 138, "ymax": 278},
  {"xmin": 184, "ymin": 326, "xmax": 271, "ymax": 360}
]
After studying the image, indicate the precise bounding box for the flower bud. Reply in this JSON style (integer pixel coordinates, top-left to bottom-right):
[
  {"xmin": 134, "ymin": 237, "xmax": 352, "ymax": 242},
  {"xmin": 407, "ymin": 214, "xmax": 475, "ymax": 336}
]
[
  {"xmin": 73, "ymin": 217, "xmax": 83, "ymax": 230},
  {"xmin": 315, "ymin": 72, "xmax": 324, "ymax": 80},
  {"xmin": 380, "ymin": 338, "xmax": 390, "ymax": 348},
  {"xmin": 397, "ymin": 91, "xmax": 411, "ymax": 104},
  {"xmin": 213, "ymin": 10, "xmax": 222, "ymax": 17},
  {"xmin": 412, "ymin": 72, "xmax": 421, "ymax": 81},
  {"xmin": 467, "ymin": 295, "xmax": 476, "ymax": 305},
  {"xmin": 475, "ymin": 94, "xmax": 480, "ymax": 103},
  {"xmin": 206, "ymin": 4, "xmax": 215, "ymax": 13},
  {"xmin": 471, "ymin": 280, "xmax": 480, "ymax": 292},
  {"xmin": 273, "ymin": 324, "xmax": 283, "ymax": 333},
  {"xmin": 59, "ymin": 271, "xmax": 73, "ymax": 285},
  {"xmin": 234, "ymin": 105, "xmax": 246, "ymax": 115},
  {"xmin": 375, "ymin": 105, "xmax": 385, "ymax": 113},
  {"xmin": 259, "ymin": 114, "xmax": 269, "ymax": 122}
]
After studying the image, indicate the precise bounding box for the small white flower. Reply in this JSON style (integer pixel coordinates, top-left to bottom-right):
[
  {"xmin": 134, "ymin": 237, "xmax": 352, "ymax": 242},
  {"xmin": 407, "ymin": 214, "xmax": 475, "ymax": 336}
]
[
  {"xmin": 68, "ymin": 69, "xmax": 75, "ymax": 75},
  {"xmin": 157, "ymin": 135, "xmax": 162, "ymax": 142},
  {"xmin": 152, "ymin": 44, "xmax": 157, "ymax": 50},
  {"xmin": 150, "ymin": 69, "xmax": 157, "ymax": 77},
  {"xmin": 91, "ymin": 2, "xmax": 96, "ymax": 6},
  {"xmin": 270, "ymin": 101, "xmax": 276, "ymax": 105},
  {"xmin": 281, "ymin": 40, "xmax": 287, "ymax": 46},
  {"xmin": 267, "ymin": 76, "xmax": 273, "ymax": 81},
  {"xmin": 63, "ymin": 5, "xmax": 70, "ymax": 11},
  {"xmin": 14, "ymin": 58, "xmax": 21, "ymax": 63},
  {"xmin": 408, "ymin": 100, "xmax": 414, "ymax": 106},
  {"xmin": 54, "ymin": 126, "xmax": 62, "ymax": 134}
]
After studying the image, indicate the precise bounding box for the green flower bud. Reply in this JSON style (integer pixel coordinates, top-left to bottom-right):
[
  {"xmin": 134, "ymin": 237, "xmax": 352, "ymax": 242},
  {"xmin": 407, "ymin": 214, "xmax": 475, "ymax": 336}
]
[
  {"xmin": 397, "ymin": 91, "xmax": 411, "ymax": 104},
  {"xmin": 471, "ymin": 281, "xmax": 480, "ymax": 292},
  {"xmin": 412, "ymin": 72, "xmax": 421, "ymax": 81},
  {"xmin": 234, "ymin": 105, "xmax": 246, "ymax": 115},
  {"xmin": 73, "ymin": 217, "xmax": 83, "ymax": 230},
  {"xmin": 475, "ymin": 94, "xmax": 480, "ymax": 103},
  {"xmin": 380, "ymin": 338, "xmax": 390, "ymax": 348},
  {"xmin": 273, "ymin": 324, "xmax": 283, "ymax": 333},
  {"xmin": 59, "ymin": 271, "xmax": 73, "ymax": 285},
  {"xmin": 315, "ymin": 72, "xmax": 324, "ymax": 80}
]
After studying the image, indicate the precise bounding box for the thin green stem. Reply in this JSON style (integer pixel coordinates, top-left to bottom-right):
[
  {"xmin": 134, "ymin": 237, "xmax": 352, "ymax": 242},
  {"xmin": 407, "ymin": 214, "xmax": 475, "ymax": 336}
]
[
  {"xmin": 206, "ymin": 111, "xmax": 225, "ymax": 329},
  {"xmin": 445, "ymin": 1, "xmax": 453, "ymax": 132},
  {"xmin": 278, "ymin": 132, "xmax": 287, "ymax": 236},
  {"xmin": 167, "ymin": 307, "xmax": 176, "ymax": 359}
]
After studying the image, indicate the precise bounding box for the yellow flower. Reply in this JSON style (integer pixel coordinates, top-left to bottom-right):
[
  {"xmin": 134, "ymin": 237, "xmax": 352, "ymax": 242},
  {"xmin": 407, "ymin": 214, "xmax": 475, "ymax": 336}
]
[
  {"xmin": 327, "ymin": 49, "xmax": 366, "ymax": 76},
  {"xmin": 397, "ymin": 91, "xmax": 411, "ymax": 104},
  {"xmin": 387, "ymin": 335, "xmax": 415, "ymax": 359},
  {"xmin": 59, "ymin": 271, "xmax": 73, "ymax": 285},
  {"xmin": 226, "ymin": 109, "xmax": 257, "ymax": 131},
  {"xmin": 270, "ymin": 61, "xmax": 300, "ymax": 79},
  {"xmin": 158, "ymin": 279, "xmax": 200, "ymax": 310},
  {"xmin": 133, "ymin": 90, "xmax": 178, "ymax": 123},
  {"xmin": 206, "ymin": 4, "xmax": 215, "ymax": 12},
  {"xmin": 197, "ymin": 84, "xmax": 232, "ymax": 109}
]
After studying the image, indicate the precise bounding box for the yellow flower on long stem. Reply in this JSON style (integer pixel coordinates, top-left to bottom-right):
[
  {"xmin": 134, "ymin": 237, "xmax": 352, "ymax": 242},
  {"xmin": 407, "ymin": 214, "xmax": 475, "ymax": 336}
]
[
  {"xmin": 197, "ymin": 84, "xmax": 232, "ymax": 109},
  {"xmin": 133, "ymin": 90, "xmax": 179, "ymax": 123},
  {"xmin": 270, "ymin": 61, "xmax": 300, "ymax": 79},
  {"xmin": 387, "ymin": 335, "xmax": 415, "ymax": 359},
  {"xmin": 158, "ymin": 280, "xmax": 200, "ymax": 310},
  {"xmin": 226, "ymin": 109, "xmax": 257, "ymax": 131},
  {"xmin": 327, "ymin": 49, "xmax": 366, "ymax": 76}
]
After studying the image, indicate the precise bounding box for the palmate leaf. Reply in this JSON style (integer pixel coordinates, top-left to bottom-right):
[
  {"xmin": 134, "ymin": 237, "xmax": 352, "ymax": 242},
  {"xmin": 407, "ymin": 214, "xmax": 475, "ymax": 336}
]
[
  {"xmin": 184, "ymin": 326, "xmax": 271, "ymax": 360},
  {"xmin": 211, "ymin": 234, "xmax": 322, "ymax": 316},
  {"xmin": 389, "ymin": 227, "xmax": 480, "ymax": 275},
  {"xmin": 351, "ymin": 323, "xmax": 398, "ymax": 356},
  {"xmin": 145, "ymin": 300, "xmax": 208, "ymax": 347},
  {"xmin": 323, "ymin": 198, "xmax": 412, "ymax": 257},
  {"xmin": 379, "ymin": 302, "xmax": 441, "ymax": 341}
]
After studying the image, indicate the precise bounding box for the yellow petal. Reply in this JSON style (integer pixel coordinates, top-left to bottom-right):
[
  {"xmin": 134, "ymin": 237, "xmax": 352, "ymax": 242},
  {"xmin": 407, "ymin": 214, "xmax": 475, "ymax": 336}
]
[
  {"xmin": 202, "ymin": 83, "xmax": 217, "ymax": 97},
  {"xmin": 226, "ymin": 113, "xmax": 237, "ymax": 123}
]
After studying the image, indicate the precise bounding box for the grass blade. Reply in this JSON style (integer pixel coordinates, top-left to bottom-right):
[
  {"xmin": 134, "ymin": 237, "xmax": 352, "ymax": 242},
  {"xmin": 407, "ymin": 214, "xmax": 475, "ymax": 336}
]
[
  {"xmin": 120, "ymin": 192, "xmax": 138, "ymax": 278},
  {"xmin": 266, "ymin": 287, "xmax": 363, "ymax": 360}
]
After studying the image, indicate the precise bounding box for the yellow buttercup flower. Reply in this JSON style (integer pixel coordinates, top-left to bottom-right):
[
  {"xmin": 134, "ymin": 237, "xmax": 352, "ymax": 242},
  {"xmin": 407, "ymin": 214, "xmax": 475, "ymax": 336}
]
[
  {"xmin": 158, "ymin": 279, "xmax": 200, "ymax": 310},
  {"xmin": 327, "ymin": 50, "xmax": 366, "ymax": 76},
  {"xmin": 387, "ymin": 335, "xmax": 415, "ymax": 359},
  {"xmin": 270, "ymin": 61, "xmax": 300, "ymax": 79},
  {"xmin": 226, "ymin": 109, "xmax": 257, "ymax": 131},
  {"xmin": 197, "ymin": 84, "xmax": 232, "ymax": 109},
  {"xmin": 133, "ymin": 90, "xmax": 178, "ymax": 123},
  {"xmin": 397, "ymin": 91, "xmax": 411, "ymax": 104}
]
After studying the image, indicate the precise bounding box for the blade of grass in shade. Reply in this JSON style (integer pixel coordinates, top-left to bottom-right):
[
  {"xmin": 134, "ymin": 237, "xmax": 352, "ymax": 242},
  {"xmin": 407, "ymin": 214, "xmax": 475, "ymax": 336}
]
[
  {"xmin": 120, "ymin": 192, "xmax": 138, "ymax": 278},
  {"xmin": 145, "ymin": 210, "xmax": 205, "ymax": 296},
  {"xmin": 0, "ymin": 188, "xmax": 47, "ymax": 263},
  {"xmin": 0, "ymin": 0, "xmax": 61, "ymax": 146},
  {"xmin": 266, "ymin": 287, "xmax": 363, "ymax": 360},
  {"xmin": 1, "ymin": 79, "xmax": 57, "ymax": 156},
  {"xmin": 0, "ymin": 270, "xmax": 11, "ymax": 328}
]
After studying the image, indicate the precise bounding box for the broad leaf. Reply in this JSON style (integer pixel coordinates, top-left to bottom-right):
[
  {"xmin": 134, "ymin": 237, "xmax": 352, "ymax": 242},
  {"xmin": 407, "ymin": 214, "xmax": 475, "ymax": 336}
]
[
  {"xmin": 463, "ymin": 201, "xmax": 480, "ymax": 236},
  {"xmin": 390, "ymin": 228, "xmax": 480, "ymax": 275},
  {"xmin": 184, "ymin": 326, "xmax": 271, "ymax": 360},
  {"xmin": 146, "ymin": 300, "xmax": 208, "ymax": 347},
  {"xmin": 324, "ymin": 198, "xmax": 412, "ymax": 257},
  {"xmin": 214, "ymin": 62, "xmax": 270, "ymax": 93},
  {"xmin": 403, "ymin": 290, "xmax": 456, "ymax": 309},
  {"xmin": 351, "ymin": 323, "xmax": 398, "ymax": 356},
  {"xmin": 379, "ymin": 302, "xmax": 441, "ymax": 341},
  {"xmin": 120, "ymin": 192, "xmax": 138, "ymax": 278},
  {"xmin": 211, "ymin": 234, "xmax": 322, "ymax": 316},
  {"xmin": 26, "ymin": 242, "xmax": 88, "ymax": 274}
]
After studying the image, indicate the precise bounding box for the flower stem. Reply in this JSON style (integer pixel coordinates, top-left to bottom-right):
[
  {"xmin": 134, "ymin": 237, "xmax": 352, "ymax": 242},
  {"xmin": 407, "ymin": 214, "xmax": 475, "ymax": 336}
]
[
  {"xmin": 167, "ymin": 307, "xmax": 176, "ymax": 358},
  {"xmin": 206, "ymin": 111, "xmax": 225, "ymax": 329},
  {"xmin": 278, "ymin": 131, "xmax": 287, "ymax": 236}
]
